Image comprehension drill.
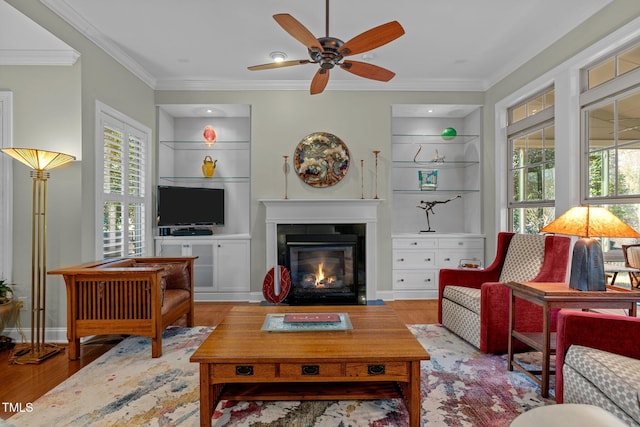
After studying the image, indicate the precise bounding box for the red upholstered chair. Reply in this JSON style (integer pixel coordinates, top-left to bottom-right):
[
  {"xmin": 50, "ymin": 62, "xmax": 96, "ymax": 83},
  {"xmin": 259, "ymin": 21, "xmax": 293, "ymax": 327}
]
[
  {"xmin": 438, "ymin": 232, "xmax": 571, "ymax": 353},
  {"xmin": 555, "ymin": 310, "xmax": 640, "ymax": 424}
]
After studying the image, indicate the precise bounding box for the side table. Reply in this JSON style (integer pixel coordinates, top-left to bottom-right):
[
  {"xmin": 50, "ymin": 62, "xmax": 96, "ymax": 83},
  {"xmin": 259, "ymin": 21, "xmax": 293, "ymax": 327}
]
[{"xmin": 504, "ymin": 281, "xmax": 640, "ymax": 398}]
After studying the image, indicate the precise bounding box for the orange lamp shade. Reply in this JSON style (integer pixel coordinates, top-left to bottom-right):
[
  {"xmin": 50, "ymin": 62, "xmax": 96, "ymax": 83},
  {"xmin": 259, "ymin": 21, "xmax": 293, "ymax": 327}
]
[{"xmin": 541, "ymin": 206, "xmax": 640, "ymax": 238}]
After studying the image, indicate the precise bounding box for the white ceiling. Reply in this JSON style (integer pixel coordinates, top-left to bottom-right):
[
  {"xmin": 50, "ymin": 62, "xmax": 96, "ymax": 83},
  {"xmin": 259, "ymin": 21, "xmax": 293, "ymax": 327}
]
[{"xmin": 3, "ymin": 0, "xmax": 614, "ymax": 92}]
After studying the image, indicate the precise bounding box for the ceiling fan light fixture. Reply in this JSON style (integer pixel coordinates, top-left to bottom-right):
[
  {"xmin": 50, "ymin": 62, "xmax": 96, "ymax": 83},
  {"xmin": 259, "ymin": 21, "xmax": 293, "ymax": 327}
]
[
  {"xmin": 270, "ymin": 51, "xmax": 287, "ymax": 62},
  {"xmin": 248, "ymin": 2, "xmax": 405, "ymax": 95}
]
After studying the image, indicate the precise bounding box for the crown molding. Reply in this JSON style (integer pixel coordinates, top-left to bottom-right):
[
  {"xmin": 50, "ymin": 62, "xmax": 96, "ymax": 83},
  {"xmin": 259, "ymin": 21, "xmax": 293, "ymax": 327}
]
[
  {"xmin": 0, "ymin": 49, "xmax": 79, "ymax": 66},
  {"xmin": 153, "ymin": 77, "xmax": 488, "ymax": 92},
  {"xmin": 41, "ymin": 0, "xmax": 157, "ymax": 88}
]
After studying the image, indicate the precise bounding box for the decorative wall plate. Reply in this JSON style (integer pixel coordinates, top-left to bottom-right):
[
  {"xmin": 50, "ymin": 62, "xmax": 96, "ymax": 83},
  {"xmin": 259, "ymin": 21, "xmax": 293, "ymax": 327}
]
[{"xmin": 294, "ymin": 132, "xmax": 350, "ymax": 187}]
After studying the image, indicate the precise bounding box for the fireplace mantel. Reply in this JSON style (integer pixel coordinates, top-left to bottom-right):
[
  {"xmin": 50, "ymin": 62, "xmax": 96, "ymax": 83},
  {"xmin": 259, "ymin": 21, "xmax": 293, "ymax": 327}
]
[{"xmin": 260, "ymin": 199, "xmax": 382, "ymax": 302}]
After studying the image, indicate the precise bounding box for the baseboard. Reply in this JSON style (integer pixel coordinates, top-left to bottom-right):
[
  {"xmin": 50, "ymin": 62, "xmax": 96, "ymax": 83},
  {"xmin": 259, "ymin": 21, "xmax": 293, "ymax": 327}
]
[
  {"xmin": 194, "ymin": 292, "xmax": 252, "ymax": 302},
  {"xmin": 1, "ymin": 326, "xmax": 67, "ymax": 344},
  {"xmin": 392, "ymin": 289, "xmax": 438, "ymax": 300},
  {"xmin": 250, "ymin": 291, "xmax": 394, "ymax": 303}
]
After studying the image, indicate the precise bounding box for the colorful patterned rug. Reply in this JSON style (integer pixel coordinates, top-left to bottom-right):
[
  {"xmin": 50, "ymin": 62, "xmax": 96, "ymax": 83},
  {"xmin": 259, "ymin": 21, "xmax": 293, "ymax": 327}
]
[{"xmin": 4, "ymin": 324, "xmax": 552, "ymax": 426}]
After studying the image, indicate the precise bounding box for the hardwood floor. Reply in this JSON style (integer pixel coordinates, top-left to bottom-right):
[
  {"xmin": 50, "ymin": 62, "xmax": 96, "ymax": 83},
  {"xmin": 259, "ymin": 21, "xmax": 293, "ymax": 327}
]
[{"xmin": 0, "ymin": 300, "xmax": 437, "ymax": 420}]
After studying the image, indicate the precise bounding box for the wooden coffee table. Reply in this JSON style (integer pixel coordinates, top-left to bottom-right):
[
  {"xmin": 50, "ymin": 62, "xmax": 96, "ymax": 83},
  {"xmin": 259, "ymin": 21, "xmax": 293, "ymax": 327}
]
[{"xmin": 190, "ymin": 304, "xmax": 430, "ymax": 427}]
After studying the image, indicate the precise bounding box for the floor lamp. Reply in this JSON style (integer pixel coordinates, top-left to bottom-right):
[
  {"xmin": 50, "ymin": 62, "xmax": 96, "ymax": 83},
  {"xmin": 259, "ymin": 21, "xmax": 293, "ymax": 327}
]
[{"xmin": 1, "ymin": 148, "xmax": 75, "ymax": 364}]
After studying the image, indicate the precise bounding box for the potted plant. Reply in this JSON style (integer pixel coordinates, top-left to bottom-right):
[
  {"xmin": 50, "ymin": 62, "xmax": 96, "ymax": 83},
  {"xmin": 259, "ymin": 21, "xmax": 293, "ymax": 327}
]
[
  {"xmin": 0, "ymin": 280, "xmax": 14, "ymax": 350},
  {"xmin": 0, "ymin": 279, "xmax": 13, "ymax": 305}
]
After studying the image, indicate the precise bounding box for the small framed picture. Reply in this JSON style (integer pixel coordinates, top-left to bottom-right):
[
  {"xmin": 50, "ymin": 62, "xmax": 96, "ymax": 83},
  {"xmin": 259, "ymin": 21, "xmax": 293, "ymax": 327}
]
[{"xmin": 419, "ymin": 169, "xmax": 438, "ymax": 190}]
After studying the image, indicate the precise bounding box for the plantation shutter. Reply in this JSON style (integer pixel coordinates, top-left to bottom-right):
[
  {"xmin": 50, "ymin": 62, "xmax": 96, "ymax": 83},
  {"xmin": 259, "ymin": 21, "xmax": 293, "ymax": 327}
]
[
  {"xmin": 101, "ymin": 112, "xmax": 147, "ymax": 259},
  {"xmin": 127, "ymin": 129, "xmax": 146, "ymax": 256}
]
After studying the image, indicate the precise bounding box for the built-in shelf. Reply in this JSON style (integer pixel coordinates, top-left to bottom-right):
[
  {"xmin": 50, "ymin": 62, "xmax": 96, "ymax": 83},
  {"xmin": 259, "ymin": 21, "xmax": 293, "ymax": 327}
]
[
  {"xmin": 390, "ymin": 105, "xmax": 484, "ymax": 299},
  {"xmin": 393, "ymin": 160, "xmax": 479, "ymax": 168},
  {"xmin": 159, "ymin": 140, "xmax": 249, "ymax": 150},
  {"xmin": 393, "ymin": 189, "xmax": 480, "ymax": 194},
  {"xmin": 159, "ymin": 176, "xmax": 249, "ymax": 181},
  {"xmin": 391, "ymin": 134, "xmax": 479, "ymax": 144},
  {"xmin": 157, "ymin": 104, "xmax": 251, "ymax": 238}
]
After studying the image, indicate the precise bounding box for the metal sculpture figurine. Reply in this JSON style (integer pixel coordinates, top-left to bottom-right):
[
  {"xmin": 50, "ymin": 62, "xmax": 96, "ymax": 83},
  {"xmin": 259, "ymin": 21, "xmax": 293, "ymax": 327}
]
[{"xmin": 417, "ymin": 195, "xmax": 462, "ymax": 232}]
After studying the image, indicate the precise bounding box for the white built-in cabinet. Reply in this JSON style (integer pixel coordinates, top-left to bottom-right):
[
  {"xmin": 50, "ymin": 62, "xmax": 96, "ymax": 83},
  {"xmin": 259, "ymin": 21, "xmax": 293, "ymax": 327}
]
[
  {"xmin": 392, "ymin": 235, "xmax": 484, "ymax": 298},
  {"xmin": 391, "ymin": 105, "xmax": 485, "ymax": 299},
  {"xmin": 155, "ymin": 236, "xmax": 250, "ymax": 301},
  {"xmin": 155, "ymin": 105, "xmax": 251, "ymax": 301}
]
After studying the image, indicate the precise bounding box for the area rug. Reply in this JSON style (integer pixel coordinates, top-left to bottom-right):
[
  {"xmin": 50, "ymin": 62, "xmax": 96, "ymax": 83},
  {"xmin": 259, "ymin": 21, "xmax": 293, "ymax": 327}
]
[{"xmin": 3, "ymin": 325, "xmax": 552, "ymax": 427}]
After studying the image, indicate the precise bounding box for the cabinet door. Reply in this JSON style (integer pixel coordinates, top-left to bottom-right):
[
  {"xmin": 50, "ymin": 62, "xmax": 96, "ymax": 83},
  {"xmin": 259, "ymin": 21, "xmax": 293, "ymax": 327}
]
[
  {"xmin": 215, "ymin": 240, "xmax": 250, "ymax": 292},
  {"xmin": 190, "ymin": 243, "xmax": 215, "ymax": 291},
  {"xmin": 156, "ymin": 241, "xmax": 185, "ymax": 257}
]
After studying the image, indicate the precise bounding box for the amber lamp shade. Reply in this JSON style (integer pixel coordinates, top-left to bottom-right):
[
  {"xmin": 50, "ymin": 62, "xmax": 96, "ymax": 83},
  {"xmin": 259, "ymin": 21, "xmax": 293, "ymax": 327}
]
[
  {"xmin": 2, "ymin": 147, "xmax": 75, "ymax": 171},
  {"xmin": 541, "ymin": 206, "xmax": 640, "ymax": 291}
]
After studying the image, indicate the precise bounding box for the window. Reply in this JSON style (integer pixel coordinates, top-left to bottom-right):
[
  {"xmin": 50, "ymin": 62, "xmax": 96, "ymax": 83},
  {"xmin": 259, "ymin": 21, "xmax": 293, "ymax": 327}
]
[
  {"xmin": 97, "ymin": 102, "xmax": 151, "ymax": 259},
  {"xmin": 587, "ymin": 43, "xmax": 640, "ymax": 89},
  {"xmin": 585, "ymin": 91, "xmax": 640, "ymax": 201},
  {"xmin": 507, "ymin": 87, "xmax": 556, "ymax": 234},
  {"xmin": 581, "ymin": 40, "xmax": 640, "ymax": 260}
]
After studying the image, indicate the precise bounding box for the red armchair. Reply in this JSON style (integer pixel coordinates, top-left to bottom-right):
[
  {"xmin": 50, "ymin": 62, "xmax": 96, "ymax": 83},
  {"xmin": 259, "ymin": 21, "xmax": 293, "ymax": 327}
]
[
  {"xmin": 555, "ymin": 310, "xmax": 640, "ymax": 404},
  {"xmin": 438, "ymin": 232, "xmax": 571, "ymax": 353}
]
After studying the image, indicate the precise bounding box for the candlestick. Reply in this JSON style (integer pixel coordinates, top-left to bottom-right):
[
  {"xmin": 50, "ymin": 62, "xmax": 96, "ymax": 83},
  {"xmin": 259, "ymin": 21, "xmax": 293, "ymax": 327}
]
[
  {"xmin": 360, "ymin": 159, "xmax": 365, "ymax": 199},
  {"xmin": 282, "ymin": 155, "xmax": 290, "ymax": 199},
  {"xmin": 373, "ymin": 150, "xmax": 381, "ymax": 199}
]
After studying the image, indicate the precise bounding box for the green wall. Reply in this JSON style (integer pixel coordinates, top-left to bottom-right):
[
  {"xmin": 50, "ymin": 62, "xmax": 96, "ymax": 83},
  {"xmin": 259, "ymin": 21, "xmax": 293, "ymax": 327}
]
[
  {"xmin": 3, "ymin": 0, "xmax": 640, "ymax": 332},
  {"xmin": 155, "ymin": 90, "xmax": 484, "ymax": 297},
  {"xmin": 4, "ymin": 0, "xmax": 155, "ymax": 331}
]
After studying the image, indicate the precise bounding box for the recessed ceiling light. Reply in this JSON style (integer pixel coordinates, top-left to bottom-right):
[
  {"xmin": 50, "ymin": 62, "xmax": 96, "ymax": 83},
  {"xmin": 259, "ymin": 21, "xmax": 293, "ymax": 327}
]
[
  {"xmin": 199, "ymin": 107, "xmax": 224, "ymax": 117},
  {"xmin": 270, "ymin": 51, "xmax": 287, "ymax": 62}
]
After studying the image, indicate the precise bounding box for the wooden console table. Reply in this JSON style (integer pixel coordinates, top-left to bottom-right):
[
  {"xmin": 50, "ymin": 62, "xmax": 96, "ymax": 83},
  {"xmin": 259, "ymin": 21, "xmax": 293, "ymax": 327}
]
[
  {"xmin": 190, "ymin": 304, "xmax": 430, "ymax": 427},
  {"xmin": 505, "ymin": 281, "xmax": 640, "ymax": 398}
]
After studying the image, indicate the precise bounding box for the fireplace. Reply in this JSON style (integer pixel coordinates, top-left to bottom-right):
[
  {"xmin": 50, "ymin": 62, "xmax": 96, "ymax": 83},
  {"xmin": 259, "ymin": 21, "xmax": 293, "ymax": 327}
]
[
  {"xmin": 284, "ymin": 234, "xmax": 362, "ymax": 305},
  {"xmin": 261, "ymin": 199, "xmax": 381, "ymax": 304}
]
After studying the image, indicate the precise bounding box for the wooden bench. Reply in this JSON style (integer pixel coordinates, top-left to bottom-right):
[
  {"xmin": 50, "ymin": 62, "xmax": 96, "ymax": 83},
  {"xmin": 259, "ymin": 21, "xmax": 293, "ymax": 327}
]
[{"xmin": 49, "ymin": 256, "xmax": 197, "ymax": 360}]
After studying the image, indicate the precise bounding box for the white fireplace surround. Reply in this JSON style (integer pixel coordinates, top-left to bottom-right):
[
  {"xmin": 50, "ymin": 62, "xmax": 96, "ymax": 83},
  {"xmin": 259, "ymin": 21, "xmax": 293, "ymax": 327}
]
[{"xmin": 260, "ymin": 199, "xmax": 382, "ymax": 302}]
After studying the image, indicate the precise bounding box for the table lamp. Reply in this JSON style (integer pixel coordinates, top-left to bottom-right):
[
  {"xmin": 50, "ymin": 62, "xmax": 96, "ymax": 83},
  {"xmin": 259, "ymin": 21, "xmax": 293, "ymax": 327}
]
[
  {"xmin": 541, "ymin": 206, "xmax": 640, "ymax": 291},
  {"xmin": 1, "ymin": 147, "xmax": 75, "ymax": 363}
]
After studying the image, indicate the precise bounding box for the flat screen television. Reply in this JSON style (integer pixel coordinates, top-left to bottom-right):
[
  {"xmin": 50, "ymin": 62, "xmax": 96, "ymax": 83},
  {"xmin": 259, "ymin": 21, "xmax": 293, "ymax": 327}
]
[{"xmin": 157, "ymin": 185, "xmax": 224, "ymax": 227}]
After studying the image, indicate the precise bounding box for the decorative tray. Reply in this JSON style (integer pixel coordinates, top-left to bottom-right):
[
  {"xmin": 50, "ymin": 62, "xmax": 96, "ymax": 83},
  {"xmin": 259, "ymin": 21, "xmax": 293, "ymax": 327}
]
[{"xmin": 261, "ymin": 313, "xmax": 353, "ymax": 332}]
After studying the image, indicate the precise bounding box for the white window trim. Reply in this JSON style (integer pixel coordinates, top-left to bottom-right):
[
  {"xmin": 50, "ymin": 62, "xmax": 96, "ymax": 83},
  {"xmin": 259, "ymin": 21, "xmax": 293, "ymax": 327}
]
[
  {"xmin": 495, "ymin": 16, "xmax": 640, "ymax": 234},
  {"xmin": 94, "ymin": 100, "xmax": 152, "ymax": 259},
  {"xmin": 0, "ymin": 92, "xmax": 13, "ymax": 281}
]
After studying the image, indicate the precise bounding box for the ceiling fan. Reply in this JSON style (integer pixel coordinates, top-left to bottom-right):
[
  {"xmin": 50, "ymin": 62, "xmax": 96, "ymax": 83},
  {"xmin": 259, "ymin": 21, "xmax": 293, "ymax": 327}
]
[{"xmin": 247, "ymin": 0, "xmax": 405, "ymax": 95}]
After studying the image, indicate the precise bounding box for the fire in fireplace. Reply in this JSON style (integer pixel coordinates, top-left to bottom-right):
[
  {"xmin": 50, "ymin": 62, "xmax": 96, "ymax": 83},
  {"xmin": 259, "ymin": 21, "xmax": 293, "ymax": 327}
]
[{"xmin": 284, "ymin": 234, "xmax": 362, "ymax": 305}]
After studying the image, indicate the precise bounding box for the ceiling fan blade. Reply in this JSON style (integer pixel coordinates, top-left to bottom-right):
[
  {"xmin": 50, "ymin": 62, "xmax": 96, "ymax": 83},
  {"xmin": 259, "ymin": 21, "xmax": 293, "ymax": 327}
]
[
  {"xmin": 341, "ymin": 60, "xmax": 396, "ymax": 81},
  {"xmin": 339, "ymin": 21, "xmax": 405, "ymax": 56},
  {"xmin": 273, "ymin": 14, "xmax": 323, "ymax": 51},
  {"xmin": 248, "ymin": 59, "xmax": 311, "ymax": 71},
  {"xmin": 310, "ymin": 69, "xmax": 330, "ymax": 95}
]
